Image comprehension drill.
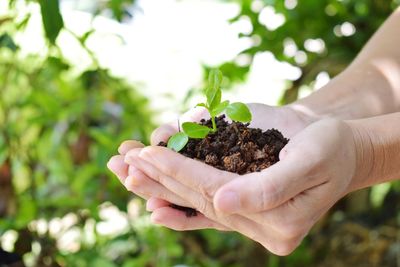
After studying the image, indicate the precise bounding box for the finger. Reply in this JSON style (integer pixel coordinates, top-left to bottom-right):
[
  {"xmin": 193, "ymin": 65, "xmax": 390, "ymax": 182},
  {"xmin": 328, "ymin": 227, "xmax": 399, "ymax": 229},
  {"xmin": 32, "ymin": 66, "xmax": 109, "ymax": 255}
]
[
  {"xmin": 107, "ymin": 155, "xmax": 128, "ymax": 183},
  {"xmin": 151, "ymin": 204, "xmax": 301, "ymax": 255},
  {"xmin": 118, "ymin": 140, "xmax": 145, "ymax": 155},
  {"xmin": 151, "ymin": 207, "xmax": 230, "ymax": 231},
  {"xmin": 146, "ymin": 197, "xmax": 170, "ymax": 212},
  {"xmin": 213, "ymin": 152, "xmax": 325, "ymax": 214},
  {"xmin": 130, "ymin": 146, "xmax": 235, "ymax": 201},
  {"xmin": 125, "ymin": 165, "xmax": 192, "ymax": 208},
  {"xmin": 150, "ymin": 124, "xmax": 177, "ymax": 145},
  {"xmin": 150, "ymin": 107, "xmax": 209, "ymax": 145}
]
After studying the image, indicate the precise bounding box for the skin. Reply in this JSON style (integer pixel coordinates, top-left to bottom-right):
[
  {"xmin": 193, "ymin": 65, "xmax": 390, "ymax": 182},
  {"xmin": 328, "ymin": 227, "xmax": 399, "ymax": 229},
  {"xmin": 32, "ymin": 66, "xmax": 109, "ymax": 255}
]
[{"xmin": 107, "ymin": 8, "xmax": 400, "ymax": 256}]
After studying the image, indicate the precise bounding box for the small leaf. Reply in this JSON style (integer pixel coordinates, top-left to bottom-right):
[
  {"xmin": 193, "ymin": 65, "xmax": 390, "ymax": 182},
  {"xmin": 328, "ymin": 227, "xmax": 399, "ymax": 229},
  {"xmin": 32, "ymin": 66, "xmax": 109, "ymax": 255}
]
[
  {"xmin": 209, "ymin": 89, "xmax": 222, "ymax": 112},
  {"xmin": 39, "ymin": 0, "xmax": 64, "ymax": 44},
  {"xmin": 0, "ymin": 33, "xmax": 18, "ymax": 51},
  {"xmin": 208, "ymin": 69, "xmax": 223, "ymax": 92},
  {"xmin": 226, "ymin": 102, "xmax": 252, "ymax": 122},
  {"xmin": 196, "ymin": 103, "xmax": 207, "ymax": 108},
  {"xmin": 167, "ymin": 132, "xmax": 189, "ymax": 152},
  {"xmin": 206, "ymin": 70, "xmax": 223, "ymax": 109},
  {"xmin": 182, "ymin": 122, "xmax": 211, "ymax": 138},
  {"xmin": 210, "ymin": 100, "xmax": 229, "ymax": 117}
]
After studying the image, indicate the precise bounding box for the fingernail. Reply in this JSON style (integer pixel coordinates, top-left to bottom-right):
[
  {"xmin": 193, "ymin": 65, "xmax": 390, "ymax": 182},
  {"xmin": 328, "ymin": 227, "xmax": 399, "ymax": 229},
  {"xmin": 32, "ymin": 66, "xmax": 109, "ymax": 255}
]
[
  {"xmin": 150, "ymin": 212, "xmax": 162, "ymax": 224},
  {"xmin": 124, "ymin": 175, "xmax": 141, "ymax": 189},
  {"xmin": 107, "ymin": 156, "xmax": 125, "ymax": 176},
  {"xmin": 216, "ymin": 191, "xmax": 241, "ymax": 214},
  {"xmin": 124, "ymin": 156, "xmax": 134, "ymax": 165},
  {"xmin": 106, "ymin": 160, "xmax": 112, "ymax": 171},
  {"xmin": 118, "ymin": 140, "xmax": 144, "ymax": 155},
  {"xmin": 146, "ymin": 200, "xmax": 157, "ymax": 212}
]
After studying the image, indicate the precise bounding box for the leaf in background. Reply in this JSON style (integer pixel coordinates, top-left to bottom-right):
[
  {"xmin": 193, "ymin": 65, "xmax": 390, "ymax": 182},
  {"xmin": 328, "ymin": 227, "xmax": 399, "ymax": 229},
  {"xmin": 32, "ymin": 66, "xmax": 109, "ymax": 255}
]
[
  {"xmin": 182, "ymin": 122, "xmax": 211, "ymax": 138},
  {"xmin": 226, "ymin": 102, "xmax": 252, "ymax": 123},
  {"xmin": 167, "ymin": 132, "xmax": 189, "ymax": 152},
  {"xmin": 109, "ymin": 0, "xmax": 135, "ymax": 22},
  {"xmin": 0, "ymin": 33, "xmax": 18, "ymax": 51},
  {"xmin": 0, "ymin": 16, "xmax": 13, "ymax": 26},
  {"xmin": 39, "ymin": 0, "xmax": 64, "ymax": 44},
  {"xmin": 211, "ymin": 100, "xmax": 229, "ymax": 117}
]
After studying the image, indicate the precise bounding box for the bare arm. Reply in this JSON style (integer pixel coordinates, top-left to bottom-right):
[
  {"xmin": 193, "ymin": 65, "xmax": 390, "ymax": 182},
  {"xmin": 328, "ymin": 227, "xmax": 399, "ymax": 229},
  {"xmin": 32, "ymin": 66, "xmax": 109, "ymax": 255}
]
[
  {"xmin": 291, "ymin": 7, "xmax": 400, "ymax": 120},
  {"xmin": 349, "ymin": 112, "xmax": 400, "ymax": 191}
]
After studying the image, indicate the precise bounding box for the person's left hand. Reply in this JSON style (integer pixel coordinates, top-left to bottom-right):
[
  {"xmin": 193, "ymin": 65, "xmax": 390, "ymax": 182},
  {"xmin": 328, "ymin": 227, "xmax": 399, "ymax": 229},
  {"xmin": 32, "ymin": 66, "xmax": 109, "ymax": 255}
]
[{"xmin": 123, "ymin": 118, "xmax": 363, "ymax": 255}]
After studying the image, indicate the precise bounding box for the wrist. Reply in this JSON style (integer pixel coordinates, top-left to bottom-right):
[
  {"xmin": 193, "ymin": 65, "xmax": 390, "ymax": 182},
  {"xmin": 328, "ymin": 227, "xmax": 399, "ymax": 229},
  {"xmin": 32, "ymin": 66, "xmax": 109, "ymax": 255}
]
[{"xmin": 345, "ymin": 119, "xmax": 376, "ymax": 193}]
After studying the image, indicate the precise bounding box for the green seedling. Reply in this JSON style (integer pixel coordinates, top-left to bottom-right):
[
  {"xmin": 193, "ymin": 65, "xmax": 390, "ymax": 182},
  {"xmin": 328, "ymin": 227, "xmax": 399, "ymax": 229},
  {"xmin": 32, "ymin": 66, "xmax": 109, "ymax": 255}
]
[{"xmin": 167, "ymin": 70, "xmax": 252, "ymax": 152}]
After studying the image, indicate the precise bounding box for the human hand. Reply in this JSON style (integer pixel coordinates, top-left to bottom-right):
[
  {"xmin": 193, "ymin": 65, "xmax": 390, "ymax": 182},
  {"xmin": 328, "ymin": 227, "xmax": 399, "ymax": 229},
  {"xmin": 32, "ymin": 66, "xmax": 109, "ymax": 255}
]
[
  {"xmin": 124, "ymin": 118, "xmax": 362, "ymax": 255},
  {"xmin": 107, "ymin": 103, "xmax": 313, "ymax": 235},
  {"xmin": 108, "ymin": 103, "xmax": 311, "ymax": 207}
]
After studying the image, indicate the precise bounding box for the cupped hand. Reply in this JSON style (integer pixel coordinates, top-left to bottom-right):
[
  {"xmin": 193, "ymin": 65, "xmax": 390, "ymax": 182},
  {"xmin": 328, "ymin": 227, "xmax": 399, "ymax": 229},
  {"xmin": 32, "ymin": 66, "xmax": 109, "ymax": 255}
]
[
  {"xmin": 107, "ymin": 104, "xmax": 313, "ymax": 237},
  {"xmin": 109, "ymin": 103, "xmax": 322, "ymax": 253},
  {"xmin": 124, "ymin": 118, "xmax": 361, "ymax": 255},
  {"xmin": 108, "ymin": 103, "xmax": 311, "ymax": 206}
]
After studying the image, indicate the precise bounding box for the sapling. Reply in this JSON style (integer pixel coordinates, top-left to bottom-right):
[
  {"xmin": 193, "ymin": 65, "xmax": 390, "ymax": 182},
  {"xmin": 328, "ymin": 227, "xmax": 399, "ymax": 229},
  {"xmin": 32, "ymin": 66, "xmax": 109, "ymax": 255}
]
[{"xmin": 167, "ymin": 70, "xmax": 252, "ymax": 152}]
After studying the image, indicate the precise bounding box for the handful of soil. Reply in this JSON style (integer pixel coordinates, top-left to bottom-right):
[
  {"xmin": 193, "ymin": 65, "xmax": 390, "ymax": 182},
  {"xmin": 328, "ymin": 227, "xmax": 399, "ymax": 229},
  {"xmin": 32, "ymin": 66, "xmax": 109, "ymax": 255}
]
[{"xmin": 159, "ymin": 115, "xmax": 289, "ymax": 217}]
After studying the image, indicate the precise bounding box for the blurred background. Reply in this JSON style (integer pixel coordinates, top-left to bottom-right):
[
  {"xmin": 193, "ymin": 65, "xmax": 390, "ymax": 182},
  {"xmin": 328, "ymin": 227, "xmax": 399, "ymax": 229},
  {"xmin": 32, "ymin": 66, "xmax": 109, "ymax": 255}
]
[{"xmin": 1, "ymin": 0, "xmax": 400, "ymax": 266}]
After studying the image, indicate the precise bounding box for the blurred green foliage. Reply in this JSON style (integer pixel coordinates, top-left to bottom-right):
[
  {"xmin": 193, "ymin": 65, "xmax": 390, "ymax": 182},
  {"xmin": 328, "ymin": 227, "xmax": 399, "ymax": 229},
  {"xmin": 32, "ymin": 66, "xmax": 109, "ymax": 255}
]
[
  {"xmin": 220, "ymin": 0, "xmax": 399, "ymax": 103},
  {"xmin": 0, "ymin": 0, "xmax": 399, "ymax": 267}
]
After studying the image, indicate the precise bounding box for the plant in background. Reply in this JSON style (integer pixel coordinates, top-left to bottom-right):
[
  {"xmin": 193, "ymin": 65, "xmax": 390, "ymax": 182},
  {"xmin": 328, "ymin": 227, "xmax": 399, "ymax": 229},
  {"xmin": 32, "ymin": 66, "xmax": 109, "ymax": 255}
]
[{"xmin": 167, "ymin": 70, "xmax": 252, "ymax": 152}]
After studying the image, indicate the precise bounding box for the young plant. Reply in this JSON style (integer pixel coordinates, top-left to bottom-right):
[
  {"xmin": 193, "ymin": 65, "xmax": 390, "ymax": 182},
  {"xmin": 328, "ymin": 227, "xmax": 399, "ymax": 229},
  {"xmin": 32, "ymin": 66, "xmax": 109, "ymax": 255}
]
[{"xmin": 167, "ymin": 70, "xmax": 252, "ymax": 152}]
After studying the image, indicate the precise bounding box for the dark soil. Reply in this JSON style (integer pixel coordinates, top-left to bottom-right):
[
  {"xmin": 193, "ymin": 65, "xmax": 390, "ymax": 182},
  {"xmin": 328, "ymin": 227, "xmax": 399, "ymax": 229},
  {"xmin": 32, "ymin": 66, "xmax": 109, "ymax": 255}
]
[{"xmin": 159, "ymin": 115, "xmax": 289, "ymax": 217}]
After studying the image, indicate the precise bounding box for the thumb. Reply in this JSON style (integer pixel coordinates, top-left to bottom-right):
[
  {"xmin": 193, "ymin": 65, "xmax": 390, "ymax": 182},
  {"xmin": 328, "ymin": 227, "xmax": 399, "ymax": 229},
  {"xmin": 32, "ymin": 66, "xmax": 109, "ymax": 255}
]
[{"xmin": 213, "ymin": 152, "xmax": 322, "ymax": 214}]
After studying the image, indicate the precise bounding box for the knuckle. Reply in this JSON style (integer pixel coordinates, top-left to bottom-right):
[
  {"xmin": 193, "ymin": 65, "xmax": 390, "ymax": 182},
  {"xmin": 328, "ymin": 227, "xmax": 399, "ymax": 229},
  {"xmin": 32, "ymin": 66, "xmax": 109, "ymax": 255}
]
[
  {"xmin": 259, "ymin": 179, "xmax": 282, "ymax": 210},
  {"xmin": 155, "ymin": 171, "xmax": 167, "ymax": 185},
  {"xmin": 194, "ymin": 199, "xmax": 214, "ymax": 218},
  {"xmin": 199, "ymin": 181, "xmax": 217, "ymax": 202},
  {"xmin": 168, "ymin": 162, "xmax": 181, "ymax": 180}
]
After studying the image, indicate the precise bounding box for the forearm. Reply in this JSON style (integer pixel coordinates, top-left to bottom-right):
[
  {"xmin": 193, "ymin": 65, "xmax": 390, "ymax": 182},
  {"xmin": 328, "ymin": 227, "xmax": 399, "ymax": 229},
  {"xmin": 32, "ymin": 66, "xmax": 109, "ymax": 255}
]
[
  {"xmin": 348, "ymin": 112, "xmax": 400, "ymax": 191},
  {"xmin": 291, "ymin": 7, "xmax": 400, "ymax": 120}
]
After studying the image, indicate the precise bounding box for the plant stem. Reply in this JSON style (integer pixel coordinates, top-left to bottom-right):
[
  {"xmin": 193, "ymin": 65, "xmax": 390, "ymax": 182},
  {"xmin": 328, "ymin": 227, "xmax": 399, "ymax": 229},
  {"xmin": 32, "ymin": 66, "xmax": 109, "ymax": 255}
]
[{"xmin": 211, "ymin": 116, "xmax": 217, "ymax": 132}]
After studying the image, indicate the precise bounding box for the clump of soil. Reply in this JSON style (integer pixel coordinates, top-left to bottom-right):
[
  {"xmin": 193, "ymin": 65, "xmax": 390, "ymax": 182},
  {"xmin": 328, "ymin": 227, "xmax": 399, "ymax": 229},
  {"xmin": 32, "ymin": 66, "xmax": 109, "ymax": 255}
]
[{"xmin": 159, "ymin": 115, "xmax": 289, "ymax": 217}]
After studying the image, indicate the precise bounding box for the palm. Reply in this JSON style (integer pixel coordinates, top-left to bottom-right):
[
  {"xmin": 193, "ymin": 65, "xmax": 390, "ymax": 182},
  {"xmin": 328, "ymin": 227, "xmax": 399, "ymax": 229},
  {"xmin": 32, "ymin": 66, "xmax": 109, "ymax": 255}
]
[{"xmin": 246, "ymin": 103, "xmax": 309, "ymax": 138}]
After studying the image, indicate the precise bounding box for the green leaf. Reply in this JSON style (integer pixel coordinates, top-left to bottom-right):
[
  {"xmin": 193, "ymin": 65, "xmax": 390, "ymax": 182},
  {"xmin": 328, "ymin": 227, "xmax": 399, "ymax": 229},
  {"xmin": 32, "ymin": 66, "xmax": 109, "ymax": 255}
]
[
  {"xmin": 39, "ymin": 0, "xmax": 64, "ymax": 44},
  {"xmin": 182, "ymin": 122, "xmax": 211, "ymax": 138},
  {"xmin": 210, "ymin": 100, "xmax": 229, "ymax": 117},
  {"xmin": 226, "ymin": 102, "xmax": 252, "ymax": 122},
  {"xmin": 208, "ymin": 69, "xmax": 223, "ymax": 92},
  {"xmin": 208, "ymin": 89, "xmax": 221, "ymax": 112},
  {"xmin": 0, "ymin": 33, "xmax": 18, "ymax": 51},
  {"xmin": 196, "ymin": 103, "xmax": 207, "ymax": 108},
  {"xmin": 206, "ymin": 69, "xmax": 223, "ymax": 110},
  {"xmin": 167, "ymin": 132, "xmax": 189, "ymax": 152}
]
